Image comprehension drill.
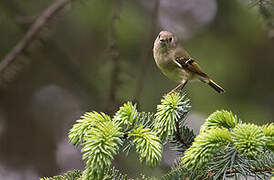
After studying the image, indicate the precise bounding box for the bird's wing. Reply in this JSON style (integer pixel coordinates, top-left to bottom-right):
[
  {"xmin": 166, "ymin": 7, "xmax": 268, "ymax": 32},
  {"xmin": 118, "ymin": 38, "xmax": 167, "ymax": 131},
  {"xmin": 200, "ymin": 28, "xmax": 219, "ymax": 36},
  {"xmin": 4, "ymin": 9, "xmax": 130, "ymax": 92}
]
[{"xmin": 173, "ymin": 56, "xmax": 209, "ymax": 78}]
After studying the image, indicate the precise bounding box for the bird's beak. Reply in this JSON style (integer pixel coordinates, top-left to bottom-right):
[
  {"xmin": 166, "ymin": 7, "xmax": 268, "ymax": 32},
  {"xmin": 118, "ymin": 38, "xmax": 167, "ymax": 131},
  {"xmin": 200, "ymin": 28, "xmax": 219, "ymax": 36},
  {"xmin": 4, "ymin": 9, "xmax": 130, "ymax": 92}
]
[
  {"xmin": 159, "ymin": 39, "xmax": 165, "ymax": 42},
  {"xmin": 160, "ymin": 38, "xmax": 168, "ymax": 45}
]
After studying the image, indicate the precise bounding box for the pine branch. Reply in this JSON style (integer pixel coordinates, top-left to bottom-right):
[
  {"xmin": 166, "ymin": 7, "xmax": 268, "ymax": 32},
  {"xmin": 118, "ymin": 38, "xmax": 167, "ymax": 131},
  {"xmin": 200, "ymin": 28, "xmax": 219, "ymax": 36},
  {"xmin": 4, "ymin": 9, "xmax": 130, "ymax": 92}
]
[
  {"xmin": 161, "ymin": 165, "xmax": 190, "ymax": 180},
  {"xmin": 129, "ymin": 125, "xmax": 162, "ymax": 167},
  {"xmin": 135, "ymin": 112, "xmax": 155, "ymax": 129},
  {"xmin": 81, "ymin": 119, "xmax": 123, "ymax": 179},
  {"xmin": 69, "ymin": 111, "xmax": 109, "ymax": 146},
  {"xmin": 55, "ymin": 93, "xmax": 274, "ymax": 180},
  {"xmin": 205, "ymin": 149, "xmax": 274, "ymax": 179},
  {"xmin": 40, "ymin": 170, "xmax": 82, "ymax": 180},
  {"xmin": 207, "ymin": 167, "xmax": 273, "ymax": 177},
  {"xmin": 200, "ymin": 110, "xmax": 238, "ymax": 132},
  {"xmin": 231, "ymin": 123, "xmax": 265, "ymax": 157},
  {"xmin": 40, "ymin": 167, "xmax": 130, "ymax": 180},
  {"xmin": 178, "ymin": 110, "xmax": 274, "ymax": 179},
  {"xmin": 262, "ymin": 123, "xmax": 274, "ymax": 151},
  {"xmin": 170, "ymin": 125, "xmax": 195, "ymax": 154},
  {"xmin": 182, "ymin": 128, "xmax": 232, "ymax": 169},
  {"xmin": 113, "ymin": 102, "xmax": 138, "ymax": 129},
  {"xmin": 68, "ymin": 111, "xmax": 124, "ymax": 180},
  {"xmin": 162, "ymin": 159, "xmax": 205, "ymax": 180},
  {"xmin": 122, "ymin": 111, "xmax": 155, "ymax": 155},
  {"xmin": 103, "ymin": 166, "xmax": 128, "ymax": 180},
  {"xmin": 154, "ymin": 92, "xmax": 190, "ymax": 141}
]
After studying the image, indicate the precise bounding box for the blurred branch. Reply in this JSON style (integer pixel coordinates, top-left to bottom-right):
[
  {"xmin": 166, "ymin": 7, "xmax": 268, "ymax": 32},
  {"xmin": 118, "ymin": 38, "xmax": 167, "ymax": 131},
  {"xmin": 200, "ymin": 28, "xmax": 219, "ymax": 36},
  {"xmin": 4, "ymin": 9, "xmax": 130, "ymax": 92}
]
[
  {"xmin": 134, "ymin": 0, "xmax": 160, "ymax": 102},
  {"xmin": 0, "ymin": 0, "xmax": 75, "ymax": 74},
  {"xmin": 106, "ymin": 0, "xmax": 122, "ymax": 113},
  {"xmin": 15, "ymin": 15, "xmax": 37, "ymax": 25}
]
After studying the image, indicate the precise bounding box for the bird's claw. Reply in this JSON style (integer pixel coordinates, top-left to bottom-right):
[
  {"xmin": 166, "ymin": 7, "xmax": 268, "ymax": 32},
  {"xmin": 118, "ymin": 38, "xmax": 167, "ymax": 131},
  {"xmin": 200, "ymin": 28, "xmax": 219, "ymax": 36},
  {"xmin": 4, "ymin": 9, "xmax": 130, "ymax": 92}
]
[{"xmin": 167, "ymin": 90, "xmax": 175, "ymax": 95}]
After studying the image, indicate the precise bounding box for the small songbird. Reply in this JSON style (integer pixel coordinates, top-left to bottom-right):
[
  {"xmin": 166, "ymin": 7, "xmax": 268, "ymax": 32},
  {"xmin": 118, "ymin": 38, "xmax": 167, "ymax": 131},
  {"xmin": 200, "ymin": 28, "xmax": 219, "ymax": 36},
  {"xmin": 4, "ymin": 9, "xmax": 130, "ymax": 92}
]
[{"xmin": 153, "ymin": 30, "xmax": 225, "ymax": 94}]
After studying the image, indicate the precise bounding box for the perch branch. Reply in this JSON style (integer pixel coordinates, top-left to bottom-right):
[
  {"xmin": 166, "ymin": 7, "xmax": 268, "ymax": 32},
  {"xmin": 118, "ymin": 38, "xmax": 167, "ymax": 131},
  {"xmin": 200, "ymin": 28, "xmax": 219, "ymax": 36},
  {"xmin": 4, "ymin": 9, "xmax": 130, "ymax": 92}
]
[{"xmin": 0, "ymin": 0, "xmax": 74, "ymax": 73}]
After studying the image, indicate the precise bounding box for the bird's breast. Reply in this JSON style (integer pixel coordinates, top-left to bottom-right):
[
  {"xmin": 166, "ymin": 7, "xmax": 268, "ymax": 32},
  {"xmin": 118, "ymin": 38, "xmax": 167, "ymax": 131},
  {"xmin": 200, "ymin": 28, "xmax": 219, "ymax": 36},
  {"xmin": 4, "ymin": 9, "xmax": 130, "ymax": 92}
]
[
  {"xmin": 156, "ymin": 57, "xmax": 191, "ymax": 83},
  {"xmin": 153, "ymin": 46, "xmax": 192, "ymax": 83}
]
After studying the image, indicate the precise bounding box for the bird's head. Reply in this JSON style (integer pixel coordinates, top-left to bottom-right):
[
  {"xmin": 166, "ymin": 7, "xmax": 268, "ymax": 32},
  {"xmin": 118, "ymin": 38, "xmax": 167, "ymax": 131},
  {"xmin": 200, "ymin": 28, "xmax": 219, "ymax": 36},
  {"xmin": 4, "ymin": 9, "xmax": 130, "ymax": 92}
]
[{"xmin": 154, "ymin": 31, "xmax": 177, "ymax": 52}]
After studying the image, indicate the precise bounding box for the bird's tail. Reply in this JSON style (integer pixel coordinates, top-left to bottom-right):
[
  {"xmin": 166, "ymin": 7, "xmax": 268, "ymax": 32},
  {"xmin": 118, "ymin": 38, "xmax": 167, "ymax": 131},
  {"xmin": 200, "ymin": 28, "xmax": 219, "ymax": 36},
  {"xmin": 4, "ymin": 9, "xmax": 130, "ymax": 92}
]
[{"xmin": 207, "ymin": 79, "xmax": 225, "ymax": 93}]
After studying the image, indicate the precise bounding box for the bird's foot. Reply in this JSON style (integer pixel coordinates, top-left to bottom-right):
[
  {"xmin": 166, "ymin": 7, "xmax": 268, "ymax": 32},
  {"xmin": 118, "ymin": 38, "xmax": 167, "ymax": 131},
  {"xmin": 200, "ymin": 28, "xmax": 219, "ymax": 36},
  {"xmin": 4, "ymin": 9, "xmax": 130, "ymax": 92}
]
[
  {"xmin": 167, "ymin": 80, "xmax": 187, "ymax": 95},
  {"xmin": 167, "ymin": 90, "xmax": 176, "ymax": 95}
]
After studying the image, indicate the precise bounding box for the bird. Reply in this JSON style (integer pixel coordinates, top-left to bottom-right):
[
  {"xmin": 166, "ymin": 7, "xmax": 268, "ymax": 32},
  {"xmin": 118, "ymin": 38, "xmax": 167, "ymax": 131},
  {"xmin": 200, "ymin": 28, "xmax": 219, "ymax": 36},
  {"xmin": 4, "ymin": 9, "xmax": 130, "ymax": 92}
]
[{"xmin": 153, "ymin": 30, "xmax": 225, "ymax": 95}]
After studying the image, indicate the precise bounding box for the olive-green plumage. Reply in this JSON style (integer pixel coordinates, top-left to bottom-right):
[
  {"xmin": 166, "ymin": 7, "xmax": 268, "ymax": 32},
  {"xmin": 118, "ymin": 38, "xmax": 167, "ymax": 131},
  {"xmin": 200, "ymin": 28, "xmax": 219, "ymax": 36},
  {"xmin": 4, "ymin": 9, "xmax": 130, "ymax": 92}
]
[{"xmin": 153, "ymin": 30, "xmax": 225, "ymax": 94}]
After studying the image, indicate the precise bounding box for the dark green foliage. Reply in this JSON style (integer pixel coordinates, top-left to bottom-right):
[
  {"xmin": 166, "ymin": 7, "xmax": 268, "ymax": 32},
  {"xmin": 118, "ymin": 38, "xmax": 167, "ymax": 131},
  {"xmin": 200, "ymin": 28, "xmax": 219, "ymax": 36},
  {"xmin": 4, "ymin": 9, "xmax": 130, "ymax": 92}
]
[
  {"xmin": 205, "ymin": 147, "xmax": 274, "ymax": 179},
  {"xmin": 134, "ymin": 112, "xmax": 155, "ymax": 129},
  {"xmin": 162, "ymin": 165, "xmax": 190, "ymax": 180},
  {"xmin": 169, "ymin": 125, "xmax": 195, "ymax": 154},
  {"xmin": 103, "ymin": 166, "xmax": 128, "ymax": 180}
]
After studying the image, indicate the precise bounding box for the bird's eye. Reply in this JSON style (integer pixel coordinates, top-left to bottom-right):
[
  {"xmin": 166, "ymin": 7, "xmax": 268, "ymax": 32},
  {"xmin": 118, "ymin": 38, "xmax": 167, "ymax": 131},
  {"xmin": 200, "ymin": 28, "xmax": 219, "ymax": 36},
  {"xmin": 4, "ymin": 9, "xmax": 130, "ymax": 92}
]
[
  {"xmin": 158, "ymin": 35, "xmax": 161, "ymax": 39},
  {"xmin": 169, "ymin": 38, "xmax": 172, "ymax": 42}
]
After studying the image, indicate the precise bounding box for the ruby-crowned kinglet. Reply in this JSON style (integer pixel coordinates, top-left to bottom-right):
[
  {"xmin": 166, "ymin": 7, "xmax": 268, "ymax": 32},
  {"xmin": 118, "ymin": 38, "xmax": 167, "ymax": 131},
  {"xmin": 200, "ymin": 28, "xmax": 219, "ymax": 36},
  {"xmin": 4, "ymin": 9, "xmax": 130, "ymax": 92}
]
[{"xmin": 153, "ymin": 30, "xmax": 225, "ymax": 94}]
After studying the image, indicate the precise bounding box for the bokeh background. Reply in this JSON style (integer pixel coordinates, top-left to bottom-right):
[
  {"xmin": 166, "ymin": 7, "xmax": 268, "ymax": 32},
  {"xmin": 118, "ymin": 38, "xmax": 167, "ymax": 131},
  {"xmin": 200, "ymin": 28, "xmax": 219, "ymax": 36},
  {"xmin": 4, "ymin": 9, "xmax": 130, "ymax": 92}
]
[{"xmin": 0, "ymin": 0, "xmax": 273, "ymax": 179}]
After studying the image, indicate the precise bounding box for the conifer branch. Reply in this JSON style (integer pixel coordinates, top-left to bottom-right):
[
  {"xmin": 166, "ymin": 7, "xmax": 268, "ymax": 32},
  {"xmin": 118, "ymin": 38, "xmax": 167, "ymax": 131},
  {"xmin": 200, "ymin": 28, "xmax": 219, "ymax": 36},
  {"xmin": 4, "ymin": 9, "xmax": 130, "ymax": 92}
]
[
  {"xmin": 154, "ymin": 92, "xmax": 190, "ymax": 141},
  {"xmin": 180, "ymin": 110, "xmax": 274, "ymax": 179},
  {"xmin": 129, "ymin": 125, "xmax": 162, "ymax": 167},
  {"xmin": 46, "ymin": 93, "xmax": 274, "ymax": 180},
  {"xmin": 207, "ymin": 167, "xmax": 273, "ymax": 178},
  {"xmin": 200, "ymin": 110, "xmax": 238, "ymax": 132},
  {"xmin": 40, "ymin": 170, "xmax": 82, "ymax": 180},
  {"xmin": 170, "ymin": 124, "xmax": 195, "ymax": 154}
]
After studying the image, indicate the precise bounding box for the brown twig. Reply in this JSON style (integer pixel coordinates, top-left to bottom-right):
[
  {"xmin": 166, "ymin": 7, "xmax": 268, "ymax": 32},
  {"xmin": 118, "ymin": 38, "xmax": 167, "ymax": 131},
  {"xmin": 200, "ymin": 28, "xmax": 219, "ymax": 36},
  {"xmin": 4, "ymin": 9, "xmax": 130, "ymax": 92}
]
[
  {"xmin": 0, "ymin": 0, "xmax": 74, "ymax": 73},
  {"xmin": 134, "ymin": 0, "xmax": 160, "ymax": 102}
]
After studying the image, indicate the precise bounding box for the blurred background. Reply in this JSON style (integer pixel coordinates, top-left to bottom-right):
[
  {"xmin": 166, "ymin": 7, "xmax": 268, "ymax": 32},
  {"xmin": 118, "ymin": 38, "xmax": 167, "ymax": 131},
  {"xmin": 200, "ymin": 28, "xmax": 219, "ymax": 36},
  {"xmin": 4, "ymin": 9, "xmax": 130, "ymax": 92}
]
[{"xmin": 0, "ymin": 0, "xmax": 273, "ymax": 179}]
